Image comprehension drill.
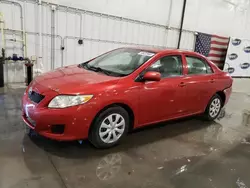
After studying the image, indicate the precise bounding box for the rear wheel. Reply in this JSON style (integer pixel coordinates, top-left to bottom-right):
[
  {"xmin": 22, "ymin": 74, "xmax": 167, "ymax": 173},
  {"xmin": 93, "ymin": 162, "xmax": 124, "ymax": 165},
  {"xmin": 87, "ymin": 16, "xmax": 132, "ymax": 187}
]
[
  {"xmin": 204, "ymin": 94, "xmax": 222, "ymax": 121},
  {"xmin": 89, "ymin": 106, "xmax": 129, "ymax": 148}
]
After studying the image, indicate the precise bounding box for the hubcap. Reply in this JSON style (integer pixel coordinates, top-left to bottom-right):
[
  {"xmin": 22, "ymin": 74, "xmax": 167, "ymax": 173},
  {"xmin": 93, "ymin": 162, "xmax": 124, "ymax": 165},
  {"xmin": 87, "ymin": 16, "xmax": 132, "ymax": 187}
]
[
  {"xmin": 99, "ymin": 114, "xmax": 125, "ymax": 144},
  {"xmin": 209, "ymin": 98, "xmax": 221, "ymax": 118}
]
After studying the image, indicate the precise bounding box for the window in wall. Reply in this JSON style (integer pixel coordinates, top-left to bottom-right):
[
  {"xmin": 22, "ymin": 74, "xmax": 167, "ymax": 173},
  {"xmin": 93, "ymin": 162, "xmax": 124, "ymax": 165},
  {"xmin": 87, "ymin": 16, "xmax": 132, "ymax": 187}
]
[{"xmin": 147, "ymin": 55, "xmax": 183, "ymax": 78}]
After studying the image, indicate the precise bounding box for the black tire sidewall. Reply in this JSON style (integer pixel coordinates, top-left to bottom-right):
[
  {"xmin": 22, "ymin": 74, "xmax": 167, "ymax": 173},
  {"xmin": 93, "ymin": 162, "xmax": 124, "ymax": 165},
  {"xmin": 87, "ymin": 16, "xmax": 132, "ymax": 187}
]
[
  {"xmin": 205, "ymin": 94, "xmax": 222, "ymax": 121},
  {"xmin": 89, "ymin": 106, "xmax": 130, "ymax": 148}
]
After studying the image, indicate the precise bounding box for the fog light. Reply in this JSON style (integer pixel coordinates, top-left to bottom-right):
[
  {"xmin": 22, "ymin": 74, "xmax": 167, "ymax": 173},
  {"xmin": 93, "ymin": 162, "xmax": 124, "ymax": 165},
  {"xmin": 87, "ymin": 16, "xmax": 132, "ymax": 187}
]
[{"xmin": 51, "ymin": 124, "xmax": 65, "ymax": 134}]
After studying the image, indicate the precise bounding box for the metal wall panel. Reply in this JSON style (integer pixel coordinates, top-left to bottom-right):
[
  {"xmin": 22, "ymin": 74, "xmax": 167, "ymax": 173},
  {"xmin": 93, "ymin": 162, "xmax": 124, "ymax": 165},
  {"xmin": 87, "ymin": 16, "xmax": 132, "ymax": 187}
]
[{"xmin": 0, "ymin": 0, "xmax": 196, "ymax": 83}]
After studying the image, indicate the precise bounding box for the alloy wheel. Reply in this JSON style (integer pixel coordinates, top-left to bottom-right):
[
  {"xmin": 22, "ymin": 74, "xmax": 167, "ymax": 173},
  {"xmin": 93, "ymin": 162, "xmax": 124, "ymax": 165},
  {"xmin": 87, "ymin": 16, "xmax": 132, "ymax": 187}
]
[{"xmin": 209, "ymin": 98, "xmax": 221, "ymax": 118}]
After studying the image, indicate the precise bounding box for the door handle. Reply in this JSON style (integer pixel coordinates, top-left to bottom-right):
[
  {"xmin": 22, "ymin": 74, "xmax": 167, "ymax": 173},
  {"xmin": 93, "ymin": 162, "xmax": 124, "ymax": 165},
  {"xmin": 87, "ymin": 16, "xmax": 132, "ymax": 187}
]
[
  {"xmin": 178, "ymin": 82, "xmax": 186, "ymax": 87},
  {"xmin": 209, "ymin": 79, "xmax": 215, "ymax": 83}
]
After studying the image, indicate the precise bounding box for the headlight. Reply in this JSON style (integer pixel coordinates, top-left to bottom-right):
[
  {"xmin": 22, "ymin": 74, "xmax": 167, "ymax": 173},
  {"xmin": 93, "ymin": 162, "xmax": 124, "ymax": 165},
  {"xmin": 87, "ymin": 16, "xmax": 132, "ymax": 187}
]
[{"xmin": 48, "ymin": 95, "xmax": 93, "ymax": 108}]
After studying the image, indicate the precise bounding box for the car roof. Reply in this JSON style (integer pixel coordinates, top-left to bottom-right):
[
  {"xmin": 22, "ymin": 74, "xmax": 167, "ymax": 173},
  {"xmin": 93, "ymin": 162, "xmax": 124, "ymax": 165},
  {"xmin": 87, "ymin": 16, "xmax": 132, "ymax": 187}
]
[
  {"xmin": 125, "ymin": 46, "xmax": 201, "ymax": 56},
  {"xmin": 123, "ymin": 47, "xmax": 221, "ymax": 73}
]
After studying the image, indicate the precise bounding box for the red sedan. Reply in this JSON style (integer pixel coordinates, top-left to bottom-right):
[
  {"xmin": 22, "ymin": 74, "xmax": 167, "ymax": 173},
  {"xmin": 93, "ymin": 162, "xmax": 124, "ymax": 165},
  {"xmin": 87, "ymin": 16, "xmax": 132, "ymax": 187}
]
[{"xmin": 22, "ymin": 47, "xmax": 233, "ymax": 148}]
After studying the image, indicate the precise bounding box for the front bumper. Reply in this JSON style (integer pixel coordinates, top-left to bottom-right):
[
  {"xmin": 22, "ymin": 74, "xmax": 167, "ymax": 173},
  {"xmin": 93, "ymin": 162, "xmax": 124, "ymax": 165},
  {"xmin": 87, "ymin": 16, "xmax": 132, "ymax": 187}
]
[{"xmin": 22, "ymin": 89, "xmax": 97, "ymax": 141}]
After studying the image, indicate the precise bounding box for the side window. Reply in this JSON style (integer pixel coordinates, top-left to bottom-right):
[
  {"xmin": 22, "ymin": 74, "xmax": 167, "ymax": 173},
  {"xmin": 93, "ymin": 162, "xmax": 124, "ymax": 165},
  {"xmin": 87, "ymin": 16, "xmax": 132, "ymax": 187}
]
[
  {"xmin": 147, "ymin": 55, "xmax": 183, "ymax": 78},
  {"xmin": 186, "ymin": 56, "xmax": 213, "ymax": 75}
]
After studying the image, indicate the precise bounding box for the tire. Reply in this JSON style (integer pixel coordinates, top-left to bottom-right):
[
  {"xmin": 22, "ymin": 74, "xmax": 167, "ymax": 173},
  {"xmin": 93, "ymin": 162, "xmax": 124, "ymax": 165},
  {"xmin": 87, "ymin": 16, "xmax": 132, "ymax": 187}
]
[
  {"xmin": 89, "ymin": 106, "xmax": 130, "ymax": 149},
  {"xmin": 204, "ymin": 94, "xmax": 222, "ymax": 121}
]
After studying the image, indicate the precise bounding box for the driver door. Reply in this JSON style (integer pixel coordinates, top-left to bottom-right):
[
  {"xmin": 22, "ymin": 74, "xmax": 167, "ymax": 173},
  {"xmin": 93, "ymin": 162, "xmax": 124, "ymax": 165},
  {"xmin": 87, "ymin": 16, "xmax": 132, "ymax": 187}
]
[{"xmin": 137, "ymin": 54, "xmax": 188, "ymax": 126}]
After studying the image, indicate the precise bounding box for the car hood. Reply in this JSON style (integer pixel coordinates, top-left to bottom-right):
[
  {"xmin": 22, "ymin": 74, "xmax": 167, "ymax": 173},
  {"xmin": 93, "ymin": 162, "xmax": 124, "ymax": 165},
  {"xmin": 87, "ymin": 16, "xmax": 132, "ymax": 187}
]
[{"xmin": 34, "ymin": 65, "xmax": 121, "ymax": 94}]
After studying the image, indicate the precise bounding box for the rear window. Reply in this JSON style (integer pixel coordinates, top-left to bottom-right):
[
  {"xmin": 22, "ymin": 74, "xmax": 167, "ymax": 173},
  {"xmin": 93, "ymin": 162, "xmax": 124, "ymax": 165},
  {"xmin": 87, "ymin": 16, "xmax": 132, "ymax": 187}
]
[{"xmin": 186, "ymin": 56, "xmax": 213, "ymax": 75}]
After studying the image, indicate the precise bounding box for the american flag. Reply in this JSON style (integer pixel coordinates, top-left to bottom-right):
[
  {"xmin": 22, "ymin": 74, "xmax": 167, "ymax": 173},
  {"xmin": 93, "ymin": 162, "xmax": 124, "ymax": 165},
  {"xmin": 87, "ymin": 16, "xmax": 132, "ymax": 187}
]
[{"xmin": 195, "ymin": 32, "xmax": 229, "ymax": 69}]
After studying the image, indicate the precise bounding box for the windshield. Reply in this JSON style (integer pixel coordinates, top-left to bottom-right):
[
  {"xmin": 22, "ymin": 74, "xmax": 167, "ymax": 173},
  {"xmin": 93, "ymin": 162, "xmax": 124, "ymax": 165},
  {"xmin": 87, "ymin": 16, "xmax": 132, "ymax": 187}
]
[{"xmin": 82, "ymin": 48, "xmax": 155, "ymax": 76}]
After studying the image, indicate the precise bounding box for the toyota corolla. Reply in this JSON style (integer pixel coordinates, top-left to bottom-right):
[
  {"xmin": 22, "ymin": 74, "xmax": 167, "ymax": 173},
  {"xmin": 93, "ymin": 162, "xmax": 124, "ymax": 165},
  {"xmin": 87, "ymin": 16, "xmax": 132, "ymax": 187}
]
[{"xmin": 22, "ymin": 47, "xmax": 233, "ymax": 148}]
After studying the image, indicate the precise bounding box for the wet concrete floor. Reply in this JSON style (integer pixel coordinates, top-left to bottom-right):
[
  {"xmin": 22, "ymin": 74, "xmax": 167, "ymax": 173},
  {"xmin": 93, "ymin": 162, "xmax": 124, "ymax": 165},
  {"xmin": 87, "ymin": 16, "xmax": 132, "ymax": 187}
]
[{"xmin": 1, "ymin": 88, "xmax": 250, "ymax": 188}]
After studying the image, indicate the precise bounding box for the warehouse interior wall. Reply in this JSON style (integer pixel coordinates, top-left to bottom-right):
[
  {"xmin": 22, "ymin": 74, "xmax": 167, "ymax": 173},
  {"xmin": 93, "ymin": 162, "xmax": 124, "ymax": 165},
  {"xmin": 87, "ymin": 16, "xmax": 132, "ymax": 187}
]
[
  {"xmin": 0, "ymin": 0, "xmax": 250, "ymax": 83},
  {"xmin": 183, "ymin": 0, "xmax": 250, "ymax": 38},
  {"xmin": 53, "ymin": 0, "xmax": 250, "ymax": 37}
]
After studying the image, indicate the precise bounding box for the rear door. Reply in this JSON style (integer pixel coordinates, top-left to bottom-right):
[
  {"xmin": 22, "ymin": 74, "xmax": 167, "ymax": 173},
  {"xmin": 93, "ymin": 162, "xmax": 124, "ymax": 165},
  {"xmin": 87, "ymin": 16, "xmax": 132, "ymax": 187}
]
[{"xmin": 182, "ymin": 55, "xmax": 216, "ymax": 113}]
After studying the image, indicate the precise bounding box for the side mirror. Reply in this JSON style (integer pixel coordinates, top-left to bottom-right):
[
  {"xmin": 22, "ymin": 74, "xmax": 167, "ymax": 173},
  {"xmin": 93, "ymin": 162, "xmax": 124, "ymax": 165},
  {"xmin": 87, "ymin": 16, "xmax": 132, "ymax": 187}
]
[{"xmin": 143, "ymin": 71, "xmax": 161, "ymax": 81}]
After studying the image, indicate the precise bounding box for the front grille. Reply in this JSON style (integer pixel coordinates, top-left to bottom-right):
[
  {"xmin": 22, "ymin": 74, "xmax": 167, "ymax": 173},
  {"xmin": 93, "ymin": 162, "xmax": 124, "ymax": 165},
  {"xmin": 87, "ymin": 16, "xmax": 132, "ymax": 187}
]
[{"xmin": 28, "ymin": 91, "xmax": 45, "ymax": 104}]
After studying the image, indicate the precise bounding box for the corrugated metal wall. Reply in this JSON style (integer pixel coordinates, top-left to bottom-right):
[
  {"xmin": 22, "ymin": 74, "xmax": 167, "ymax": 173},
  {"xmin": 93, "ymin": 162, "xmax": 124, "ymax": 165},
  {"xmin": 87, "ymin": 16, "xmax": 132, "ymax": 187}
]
[{"xmin": 0, "ymin": 0, "xmax": 196, "ymax": 83}]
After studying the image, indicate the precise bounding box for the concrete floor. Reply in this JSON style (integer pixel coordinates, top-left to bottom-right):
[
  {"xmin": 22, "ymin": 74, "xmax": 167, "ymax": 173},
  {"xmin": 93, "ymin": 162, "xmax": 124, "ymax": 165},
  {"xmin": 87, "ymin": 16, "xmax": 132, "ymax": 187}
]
[{"xmin": 1, "ymin": 87, "xmax": 250, "ymax": 188}]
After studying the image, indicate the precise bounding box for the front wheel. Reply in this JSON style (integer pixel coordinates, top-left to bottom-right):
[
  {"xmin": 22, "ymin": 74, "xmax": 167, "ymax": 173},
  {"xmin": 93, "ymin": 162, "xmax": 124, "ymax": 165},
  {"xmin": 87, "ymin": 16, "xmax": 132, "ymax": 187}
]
[
  {"xmin": 89, "ymin": 106, "xmax": 129, "ymax": 149},
  {"xmin": 204, "ymin": 94, "xmax": 222, "ymax": 121}
]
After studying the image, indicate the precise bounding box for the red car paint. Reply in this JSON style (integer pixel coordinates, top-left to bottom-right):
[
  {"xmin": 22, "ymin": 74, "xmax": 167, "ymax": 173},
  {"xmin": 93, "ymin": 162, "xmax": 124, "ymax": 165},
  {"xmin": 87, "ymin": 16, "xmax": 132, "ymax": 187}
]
[{"xmin": 22, "ymin": 48, "xmax": 233, "ymax": 141}]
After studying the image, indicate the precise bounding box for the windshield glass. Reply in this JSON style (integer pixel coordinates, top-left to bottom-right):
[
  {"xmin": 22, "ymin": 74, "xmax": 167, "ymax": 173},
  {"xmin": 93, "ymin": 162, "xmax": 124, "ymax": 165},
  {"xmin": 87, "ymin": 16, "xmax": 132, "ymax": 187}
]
[{"xmin": 84, "ymin": 48, "xmax": 155, "ymax": 76}]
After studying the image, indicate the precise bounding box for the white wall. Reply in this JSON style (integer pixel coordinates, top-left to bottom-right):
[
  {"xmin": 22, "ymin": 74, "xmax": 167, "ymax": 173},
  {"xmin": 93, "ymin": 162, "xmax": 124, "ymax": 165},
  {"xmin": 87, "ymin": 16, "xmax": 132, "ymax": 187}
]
[
  {"xmin": 50, "ymin": 0, "xmax": 250, "ymax": 37},
  {"xmin": 0, "ymin": 0, "xmax": 250, "ymax": 83},
  {"xmin": 52, "ymin": 0, "xmax": 172, "ymax": 26},
  {"xmin": 183, "ymin": 0, "xmax": 250, "ymax": 38}
]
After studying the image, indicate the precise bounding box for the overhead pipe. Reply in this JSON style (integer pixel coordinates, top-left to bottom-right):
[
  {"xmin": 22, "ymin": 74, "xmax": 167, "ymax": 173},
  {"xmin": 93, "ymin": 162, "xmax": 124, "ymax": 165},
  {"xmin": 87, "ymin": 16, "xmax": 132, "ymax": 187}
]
[
  {"xmin": 166, "ymin": 0, "xmax": 173, "ymax": 28},
  {"xmin": 11, "ymin": 0, "xmax": 196, "ymax": 42},
  {"xmin": 12, "ymin": 0, "xmax": 196, "ymax": 34},
  {"xmin": 0, "ymin": 0, "xmax": 26, "ymax": 56},
  {"xmin": 0, "ymin": 12, "xmax": 7, "ymax": 85},
  {"xmin": 165, "ymin": 0, "xmax": 173, "ymax": 47},
  {"xmin": 0, "ymin": 49, "xmax": 5, "ymax": 87},
  {"xmin": 12, "ymin": 0, "xmax": 171, "ymax": 29},
  {"xmin": 3, "ymin": 28, "xmax": 63, "ymax": 73},
  {"xmin": 24, "ymin": 57, "xmax": 33, "ymax": 85},
  {"xmin": 79, "ymin": 10, "xmax": 82, "ymax": 39},
  {"xmin": 4, "ymin": 0, "xmax": 197, "ymax": 67},
  {"xmin": 62, "ymin": 8, "xmax": 82, "ymax": 39},
  {"xmin": 0, "ymin": 12, "xmax": 6, "ymax": 49},
  {"xmin": 193, "ymin": 32, "xmax": 198, "ymax": 51},
  {"xmin": 38, "ymin": 0, "xmax": 43, "ymax": 74},
  {"xmin": 3, "ymin": 28, "xmax": 63, "ymax": 49},
  {"xmin": 0, "ymin": 13, "xmax": 5, "ymax": 87},
  {"xmin": 177, "ymin": 0, "xmax": 187, "ymax": 49},
  {"xmin": 1, "ymin": 0, "xmax": 27, "ymax": 83},
  {"xmin": 51, "ymin": 5, "xmax": 56, "ymax": 70}
]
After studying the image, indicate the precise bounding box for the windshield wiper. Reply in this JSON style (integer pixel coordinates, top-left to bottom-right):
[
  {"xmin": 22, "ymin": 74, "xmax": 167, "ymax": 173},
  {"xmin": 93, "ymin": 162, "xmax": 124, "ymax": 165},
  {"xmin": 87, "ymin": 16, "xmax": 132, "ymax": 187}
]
[
  {"xmin": 83, "ymin": 64, "xmax": 112, "ymax": 75},
  {"xmin": 93, "ymin": 67, "xmax": 114, "ymax": 76},
  {"xmin": 79, "ymin": 63, "xmax": 126, "ymax": 77}
]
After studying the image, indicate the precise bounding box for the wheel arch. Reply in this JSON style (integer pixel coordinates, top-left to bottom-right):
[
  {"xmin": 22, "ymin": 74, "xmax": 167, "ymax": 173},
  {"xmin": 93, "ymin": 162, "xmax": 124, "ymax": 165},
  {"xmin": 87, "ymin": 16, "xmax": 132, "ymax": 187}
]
[
  {"xmin": 216, "ymin": 90, "xmax": 226, "ymax": 107},
  {"xmin": 204, "ymin": 90, "xmax": 226, "ymax": 112},
  {"xmin": 88, "ymin": 103, "xmax": 135, "ymax": 136}
]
